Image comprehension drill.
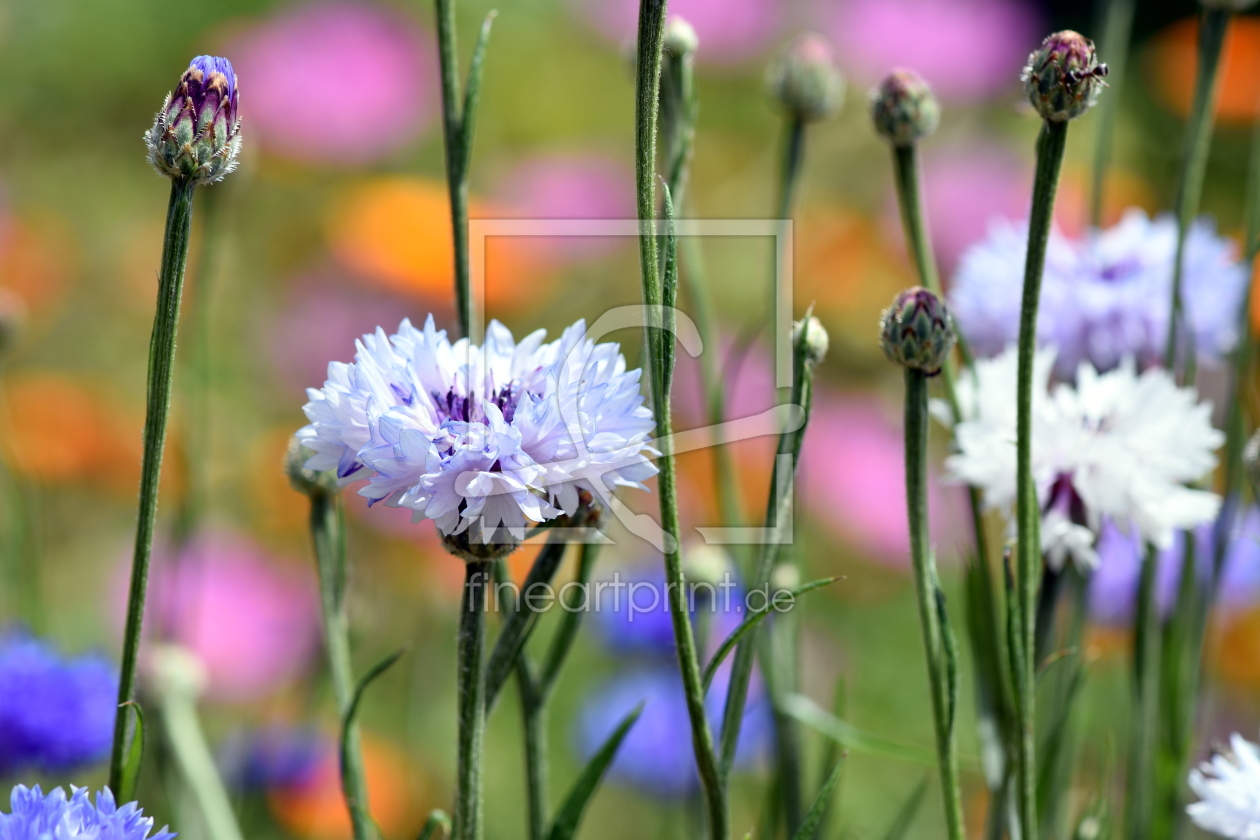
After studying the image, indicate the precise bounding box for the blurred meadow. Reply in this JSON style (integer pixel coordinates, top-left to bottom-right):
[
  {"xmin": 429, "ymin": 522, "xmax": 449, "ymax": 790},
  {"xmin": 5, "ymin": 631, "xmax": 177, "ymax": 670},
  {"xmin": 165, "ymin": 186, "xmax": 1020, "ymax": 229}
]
[{"xmin": 1, "ymin": 0, "xmax": 1260, "ymax": 837}]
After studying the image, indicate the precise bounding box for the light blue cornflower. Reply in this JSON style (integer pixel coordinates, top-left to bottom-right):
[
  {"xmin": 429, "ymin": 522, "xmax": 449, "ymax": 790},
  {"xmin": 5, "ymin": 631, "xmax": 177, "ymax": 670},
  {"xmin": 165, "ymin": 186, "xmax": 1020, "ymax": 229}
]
[{"xmin": 0, "ymin": 785, "xmax": 173, "ymax": 840}]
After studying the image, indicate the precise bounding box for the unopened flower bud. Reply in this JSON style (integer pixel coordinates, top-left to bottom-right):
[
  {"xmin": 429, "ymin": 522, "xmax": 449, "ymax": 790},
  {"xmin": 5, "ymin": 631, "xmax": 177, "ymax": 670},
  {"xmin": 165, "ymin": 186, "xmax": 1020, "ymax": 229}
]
[
  {"xmin": 879, "ymin": 287, "xmax": 957, "ymax": 376},
  {"xmin": 146, "ymin": 55, "xmax": 242, "ymax": 185},
  {"xmin": 793, "ymin": 315, "xmax": 829, "ymax": 366},
  {"xmin": 1021, "ymin": 31, "xmax": 1107, "ymax": 123},
  {"xmin": 766, "ymin": 34, "xmax": 845, "ymax": 122},
  {"xmin": 285, "ymin": 436, "xmax": 335, "ymax": 497},
  {"xmin": 770, "ymin": 563, "xmax": 800, "ymax": 593},
  {"xmin": 664, "ymin": 17, "xmax": 699, "ymax": 57},
  {"xmin": 684, "ymin": 544, "xmax": 732, "ymax": 593},
  {"xmin": 870, "ymin": 69, "xmax": 940, "ymax": 146}
]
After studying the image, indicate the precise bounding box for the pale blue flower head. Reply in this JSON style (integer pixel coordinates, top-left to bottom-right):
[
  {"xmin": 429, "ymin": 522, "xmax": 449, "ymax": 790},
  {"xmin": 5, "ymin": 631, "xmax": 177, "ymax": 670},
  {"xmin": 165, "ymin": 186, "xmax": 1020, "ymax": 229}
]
[
  {"xmin": 0, "ymin": 785, "xmax": 173, "ymax": 840},
  {"xmin": 298, "ymin": 316, "xmax": 658, "ymax": 560},
  {"xmin": 0, "ymin": 636, "xmax": 116, "ymax": 775},
  {"xmin": 950, "ymin": 210, "xmax": 1248, "ymax": 379}
]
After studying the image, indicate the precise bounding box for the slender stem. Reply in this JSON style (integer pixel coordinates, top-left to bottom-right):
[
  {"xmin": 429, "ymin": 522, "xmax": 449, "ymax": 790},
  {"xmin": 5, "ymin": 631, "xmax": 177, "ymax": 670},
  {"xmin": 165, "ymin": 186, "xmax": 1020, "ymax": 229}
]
[
  {"xmin": 108, "ymin": 177, "xmax": 197, "ymax": 792},
  {"xmin": 435, "ymin": 0, "xmax": 471, "ymax": 337},
  {"xmin": 1125, "ymin": 545, "xmax": 1162, "ymax": 840},
  {"xmin": 158, "ymin": 670, "xmax": 246, "ymax": 840},
  {"xmin": 516, "ymin": 659, "xmax": 546, "ymax": 840},
  {"xmin": 634, "ymin": 2, "xmax": 726, "ymax": 837},
  {"xmin": 307, "ymin": 487, "xmax": 372, "ymax": 840},
  {"xmin": 454, "ymin": 560, "xmax": 491, "ymax": 840},
  {"xmin": 1014, "ymin": 119, "xmax": 1069, "ymax": 840},
  {"xmin": 1088, "ymin": 0, "xmax": 1136, "ymax": 228},
  {"xmin": 904, "ymin": 369, "xmax": 967, "ymax": 840},
  {"xmin": 539, "ymin": 542, "xmax": 600, "ymax": 698},
  {"xmin": 1165, "ymin": 7, "xmax": 1231, "ymax": 379}
]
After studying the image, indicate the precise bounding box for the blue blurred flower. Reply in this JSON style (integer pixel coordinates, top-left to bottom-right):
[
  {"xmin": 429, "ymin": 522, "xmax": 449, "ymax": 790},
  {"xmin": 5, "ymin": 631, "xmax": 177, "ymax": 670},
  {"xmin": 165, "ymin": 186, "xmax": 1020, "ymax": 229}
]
[
  {"xmin": 1089, "ymin": 507, "xmax": 1260, "ymax": 626},
  {"xmin": 574, "ymin": 665, "xmax": 770, "ymax": 798},
  {"xmin": 217, "ymin": 725, "xmax": 327, "ymax": 791},
  {"xmin": 0, "ymin": 785, "xmax": 173, "ymax": 840},
  {"xmin": 591, "ymin": 563, "xmax": 745, "ymax": 657},
  {"xmin": 950, "ymin": 210, "xmax": 1248, "ymax": 379},
  {"xmin": 0, "ymin": 636, "xmax": 116, "ymax": 775}
]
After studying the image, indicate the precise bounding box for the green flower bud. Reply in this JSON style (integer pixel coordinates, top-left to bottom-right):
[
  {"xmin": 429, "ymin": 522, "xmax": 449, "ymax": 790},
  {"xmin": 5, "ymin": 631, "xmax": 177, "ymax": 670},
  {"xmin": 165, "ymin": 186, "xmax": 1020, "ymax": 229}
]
[
  {"xmin": 1021, "ymin": 31, "xmax": 1107, "ymax": 123},
  {"xmin": 793, "ymin": 315, "xmax": 829, "ymax": 366},
  {"xmin": 663, "ymin": 17, "xmax": 699, "ymax": 57},
  {"xmin": 146, "ymin": 56, "xmax": 242, "ymax": 185},
  {"xmin": 284, "ymin": 436, "xmax": 336, "ymax": 497},
  {"xmin": 879, "ymin": 286, "xmax": 957, "ymax": 376},
  {"xmin": 870, "ymin": 69, "xmax": 941, "ymax": 146},
  {"xmin": 766, "ymin": 34, "xmax": 845, "ymax": 122}
]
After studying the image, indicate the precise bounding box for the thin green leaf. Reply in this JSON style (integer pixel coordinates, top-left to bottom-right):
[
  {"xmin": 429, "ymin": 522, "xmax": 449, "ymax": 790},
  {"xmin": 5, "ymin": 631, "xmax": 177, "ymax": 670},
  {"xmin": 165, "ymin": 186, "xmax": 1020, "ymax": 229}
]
[
  {"xmin": 702, "ymin": 576, "xmax": 841, "ymax": 692},
  {"xmin": 457, "ymin": 11, "xmax": 496, "ymax": 173},
  {"xmin": 660, "ymin": 181, "xmax": 679, "ymax": 396},
  {"xmin": 341, "ymin": 649, "xmax": 406, "ymax": 786},
  {"xmin": 932, "ymin": 568, "xmax": 959, "ymax": 736},
  {"xmin": 417, "ymin": 809, "xmax": 452, "ymax": 840},
  {"xmin": 540, "ymin": 542, "xmax": 601, "ymax": 698},
  {"xmin": 485, "ymin": 539, "xmax": 568, "ymax": 710},
  {"xmin": 790, "ymin": 754, "xmax": 846, "ymax": 840},
  {"xmin": 879, "ymin": 777, "xmax": 930, "ymax": 840},
  {"xmin": 545, "ymin": 702, "xmax": 644, "ymax": 840},
  {"xmin": 781, "ymin": 694, "xmax": 939, "ymax": 768},
  {"xmin": 117, "ymin": 701, "xmax": 146, "ymax": 803},
  {"xmin": 963, "ymin": 549, "xmax": 1011, "ymax": 790}
]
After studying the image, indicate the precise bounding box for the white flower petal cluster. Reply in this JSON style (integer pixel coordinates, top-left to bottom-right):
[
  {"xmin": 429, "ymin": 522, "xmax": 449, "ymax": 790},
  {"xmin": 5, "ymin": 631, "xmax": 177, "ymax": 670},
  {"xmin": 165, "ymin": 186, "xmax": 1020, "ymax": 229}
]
[
  {"xmin": 298, "ymin": 316, "xmax": 658, "ymax": 543},
  {"xmin": 1188, "ymin": 733, "xmax": 1260, "ymax": 839},
  {"xmin": 951, "ymin": 210, "xmax": 1248, "ymax": 379},
  {"xmin": 939, "ymin": 346, "xmax": 1222, "ymax": 569}
]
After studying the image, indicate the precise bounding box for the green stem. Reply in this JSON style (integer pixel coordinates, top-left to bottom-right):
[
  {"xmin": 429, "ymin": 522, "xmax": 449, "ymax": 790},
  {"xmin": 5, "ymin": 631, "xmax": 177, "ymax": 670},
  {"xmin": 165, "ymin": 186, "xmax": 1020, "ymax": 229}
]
[
  {"xmin": 308, "ymin": 487, "xmax": 372, "ymax": 840},
  {"xmin": 1165, "ymin": 7, "xmax": 1231, "ymax": 379},
  {"xmin": 158, "ymin": 668, "xmax": 246, "ymax": 840},
  {"xmin": 516, "ymin": 659, "xmax": 546, "ymax": 840},
  {"xmin": 1014, "ymin": 119, "xmax": 1070, "ymax": 840},
  {"xmin": 539, "ymin": 542, "xmax": 600, "ymax": 698},
  {"xmin": 634, "ymin": 2, "xmax": 726, "ymax": 837},
  {"xmin": 1125, "ymin": 545, "xmax": 1161, "ymax": 840},
  {"xmin": 904, "ymin": 369, "xmax": 967, "ymax": 840},
  {"xmin": 1088, "ymin": 0, "xmax": 1136, "ymax": 228},
  {"xmin": 454, "ymin": 560, "xmax": 491, "ymax": 840},
  {"xmin": 108, "ymin": 177, "xmax": 197, "ymax": 792}
]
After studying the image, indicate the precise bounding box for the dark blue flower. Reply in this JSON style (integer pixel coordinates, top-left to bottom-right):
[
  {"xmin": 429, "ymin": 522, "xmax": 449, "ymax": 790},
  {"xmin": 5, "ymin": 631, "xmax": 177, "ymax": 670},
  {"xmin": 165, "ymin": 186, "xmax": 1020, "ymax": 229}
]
[
  {"xmin": 0, "ymin": 785, "xmax": 174, "ymax": 840},
  {"xmin": 0, "ymin": 637, "xmax": 117, "ymax": 775},
  {"xmin": 574, "ymin": 665, "xmax": 771, "ymax": 799},
  {"xmin": 217, "ymin": 725, "xmax": 327, "ymax": 791},
  {"xmin": 592, "ymin": 565, "xmax": 746, "ymax": 657}
]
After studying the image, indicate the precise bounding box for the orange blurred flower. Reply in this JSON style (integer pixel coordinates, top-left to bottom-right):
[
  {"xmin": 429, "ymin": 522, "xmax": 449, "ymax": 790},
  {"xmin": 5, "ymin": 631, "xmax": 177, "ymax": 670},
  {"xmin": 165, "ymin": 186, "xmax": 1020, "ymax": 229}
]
[
  {"xmin": 269, "ymin": 733, "xmax": 424, "ymax": 840},
  {"xmin": 1150, "ymin": 16, "xmax": 1260, "ymax": 124},
  {"xmin": 1215, "ymin": 607, "xmax": 1260, "ymax": 687},
  {"xmin": 0, "ymin": 372, "xmax": 181, "ymax": 495},
  {"xmin": 327, "ymin": 177, "xmax": 550, "ymax": 312},
  {"xmin": 0, "ymin": 217, "xmax": 72, "ymax": 316}
]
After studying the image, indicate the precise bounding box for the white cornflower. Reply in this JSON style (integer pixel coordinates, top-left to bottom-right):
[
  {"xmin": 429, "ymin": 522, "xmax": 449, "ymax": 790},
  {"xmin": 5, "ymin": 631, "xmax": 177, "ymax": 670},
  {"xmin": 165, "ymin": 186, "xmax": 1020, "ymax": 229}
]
[
  {"xmin": 1188, "ymin": 733, "xmax": 1260, "ymax": 839},
  {"xmin": 950, "ymin": 210, "xmax": 1248, "ymax": 379},
  {"xmin": 298, "ymin": 316, "xmax": 658, "ymax": 554},
  {"xmin": 939, "ymin": 346, "xmax": 1222, "ymax": 569}
]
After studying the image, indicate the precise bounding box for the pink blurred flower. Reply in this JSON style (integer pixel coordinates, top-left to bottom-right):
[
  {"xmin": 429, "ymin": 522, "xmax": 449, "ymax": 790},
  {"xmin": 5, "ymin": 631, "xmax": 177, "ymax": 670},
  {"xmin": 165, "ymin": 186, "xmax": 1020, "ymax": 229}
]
[
  {"xmin": 912, "ymin": 144, "xmax": 1032, "ymax": 276},
  {"xmin": 573, "ymin": 0, "xmax": 782, "ymax": 65},
  {"xmin": 120, "ymin": 532, "xmax": 321, "ymax": 703},
  {"xmin": 494, "ymin": 153, "xmax": 636, "ymax": 262},
  {"xmin": 819, "ymin": 0, "xmax": 1040, "ymax": 101},
  {"xmin": 229, "ymin": 1, "xmax": 436, "ymax": 164}
]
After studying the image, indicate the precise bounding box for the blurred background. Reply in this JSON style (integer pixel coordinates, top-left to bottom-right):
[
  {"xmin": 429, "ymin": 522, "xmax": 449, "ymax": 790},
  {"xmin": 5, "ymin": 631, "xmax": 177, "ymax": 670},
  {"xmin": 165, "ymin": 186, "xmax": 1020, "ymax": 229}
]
[{"xmin": 0, "ymin": 0, "xmax": 1258, "ymax": 837}]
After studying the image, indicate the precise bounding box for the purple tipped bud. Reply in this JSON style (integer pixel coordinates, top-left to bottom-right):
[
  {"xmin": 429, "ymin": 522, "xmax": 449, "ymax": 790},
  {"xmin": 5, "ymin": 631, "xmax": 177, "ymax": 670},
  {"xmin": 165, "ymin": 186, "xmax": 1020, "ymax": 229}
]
[
  {"xmin": 1021, "ymin": 31, "xmax": 1107, "ymax": 123},
  {"xmin": 766, "ymin": 34, "xmax": 845, "ymax": 122},
  {"xmin": 870, "ymin": 69, "xmax": 940, "ymax": 146},
  {"xmin": 664, "ymin": 17, "xmax": 699, "ymax": 57},
  {"xmin": 879, "ymin": 287, "xmax": 956, "ymax": 375},
  {"xmin": 146, "ymin": 55, "xmax": 242, "ymax": 184}
]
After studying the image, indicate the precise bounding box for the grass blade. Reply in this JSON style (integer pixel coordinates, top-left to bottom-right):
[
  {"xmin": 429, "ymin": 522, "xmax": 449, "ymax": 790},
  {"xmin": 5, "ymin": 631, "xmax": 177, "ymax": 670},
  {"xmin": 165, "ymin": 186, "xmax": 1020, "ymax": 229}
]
[
  {"xmin": 545, "ymin": 702, "xmax": 644, "ymax": 840},
  {"xmin": 790, "ymin": 755, "xmax": 846, "ymax": 840}
]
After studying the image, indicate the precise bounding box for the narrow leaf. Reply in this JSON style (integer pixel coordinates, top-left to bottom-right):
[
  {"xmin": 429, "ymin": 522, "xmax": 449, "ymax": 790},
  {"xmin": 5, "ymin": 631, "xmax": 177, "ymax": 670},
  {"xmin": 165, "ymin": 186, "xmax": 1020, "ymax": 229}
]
[
  {"xmin": 790, "ymin": 755, "xmax": 846, "ymax": 840},
  {"xmin": 485, "ymin": 539, "xmax": 568, "ymax": 710},
  {"xmin": 933, "ymin": 571, "xmax": 959, "ymax": 735},
  {"xmin": 880, "ymin": 777, "xmax": 930, "ymax": 840},
  {"xmin": 702, "ymin": 576, "xmax": 841, "ymax": 692},
  {"xmin": 417, "ymin": 809, "xmax": 452, "ymax": 840},
  {"xmin": 457, "ymin": 11, "xmax": 496, "ymax": 172},
  {"xmin": 781, "ymin": 694, "xmax": 938, "ymax": 767},
  {"xmin": 660, "ymin": 181, "xmax": 679, "ymax": 396},
  {"xmin": 341, "ymin": 649, "xmax": 406, "ymax": 778},
  {"xmin": 545, "ymin": 702, "xmax": 644, "ymax": 840},
  {"xmin": 118, "ymin": 701, "xmax": 146, "ymax": 803}
]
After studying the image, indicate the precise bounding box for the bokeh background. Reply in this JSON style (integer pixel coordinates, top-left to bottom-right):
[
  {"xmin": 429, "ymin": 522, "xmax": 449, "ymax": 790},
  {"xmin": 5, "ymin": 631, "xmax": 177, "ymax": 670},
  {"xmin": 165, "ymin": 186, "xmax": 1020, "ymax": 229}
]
[{"xmin": 0, "ymin": 0, "xmax": 1258, "ymax": 837}]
